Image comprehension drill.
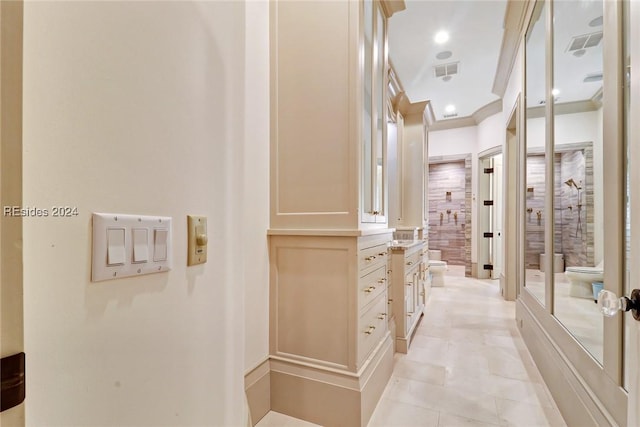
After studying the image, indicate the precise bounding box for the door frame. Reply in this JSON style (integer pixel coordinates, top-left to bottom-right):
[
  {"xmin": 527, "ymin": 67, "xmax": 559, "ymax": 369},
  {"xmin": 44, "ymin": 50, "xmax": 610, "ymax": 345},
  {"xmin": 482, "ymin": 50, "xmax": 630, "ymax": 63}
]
[{"xmin": 502, "ymin": 96, "xmax": 520, "ymax": 301}]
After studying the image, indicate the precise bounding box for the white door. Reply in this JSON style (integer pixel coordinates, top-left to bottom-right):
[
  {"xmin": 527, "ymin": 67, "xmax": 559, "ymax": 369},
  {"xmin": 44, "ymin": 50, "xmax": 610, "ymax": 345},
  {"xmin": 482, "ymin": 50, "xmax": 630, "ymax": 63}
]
[{"xmin": 0, "ymin": 1, "xmax": 25, "ymax": 425}]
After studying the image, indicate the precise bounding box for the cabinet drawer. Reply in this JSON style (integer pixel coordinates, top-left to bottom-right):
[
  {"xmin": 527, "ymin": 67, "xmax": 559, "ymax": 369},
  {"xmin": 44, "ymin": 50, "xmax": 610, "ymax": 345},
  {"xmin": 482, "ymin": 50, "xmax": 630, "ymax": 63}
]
[
  {"xmin": 404, "ymin": 251, "xmax": 421, "ymax": 269},
  {"xmin": 359, "ymin": 243, "xmax": 388, "ymax": 272},
  {"xmin": 358, "ymin": 292, "xmax": 388, "ymax": 363},
  {"xmin": 358, "ymin": 265, "xmax": 387, "ymax": 311}
]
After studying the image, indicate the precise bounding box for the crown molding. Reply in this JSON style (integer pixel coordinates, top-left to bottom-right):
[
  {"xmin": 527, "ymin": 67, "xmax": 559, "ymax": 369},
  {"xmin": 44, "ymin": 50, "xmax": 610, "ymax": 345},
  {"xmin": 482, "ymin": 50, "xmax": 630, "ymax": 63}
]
[
  {"xmin": 492, "ymin": 0, "xmax": 533, "ymax": 97},
  {"xmin": 427, "ymin": 99, "xmax": 502, "ymax": 132},
  {"xmin": 526, "ymin": 99, "xmax": 601, "ymax": 119},
  {"xmin": 473, "ymin": 99, "xmax": 503, "ymax": 123}
]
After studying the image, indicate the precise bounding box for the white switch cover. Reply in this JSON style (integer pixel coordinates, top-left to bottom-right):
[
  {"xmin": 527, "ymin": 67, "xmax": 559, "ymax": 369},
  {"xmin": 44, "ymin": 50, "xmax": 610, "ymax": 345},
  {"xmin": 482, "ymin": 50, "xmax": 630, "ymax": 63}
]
[
  {"xmin": 92, "ymin": 213, "xmax": 172, "ymax": 282},
  {"xmin": 153, "ymin": 229, "xmax": 168, "ymax": 261},
  {"xmin": 132, "ymin": 228, "xmax": 149, "ymax": 263},
  {"xmin": 107, "ymin": 228, "xmax": 126, "ymax": 265}
]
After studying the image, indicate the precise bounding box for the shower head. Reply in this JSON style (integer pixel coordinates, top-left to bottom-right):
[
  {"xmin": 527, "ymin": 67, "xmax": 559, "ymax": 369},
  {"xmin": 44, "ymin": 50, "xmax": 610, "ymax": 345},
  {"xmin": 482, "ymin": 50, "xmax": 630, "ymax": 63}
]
[{"xmin": 564, "ymin": 178, "xmax": 576, "ymax": 188}]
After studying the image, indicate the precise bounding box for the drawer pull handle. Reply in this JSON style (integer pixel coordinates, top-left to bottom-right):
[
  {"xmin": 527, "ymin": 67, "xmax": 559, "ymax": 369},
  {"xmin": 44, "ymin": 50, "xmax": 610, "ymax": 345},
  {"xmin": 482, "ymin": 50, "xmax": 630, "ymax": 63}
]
[
  {"xmin": 377, "ymin": 313, "xmax": 387, "ymax": 320},
  {"xmin": 364, "ymin": 286, "xmax": 376, "ymax": 293},
  {"xmin": 388, "ymin": 299, "xmax": 393, "ymax": 303},
  {"xmin": 407, "ymin": 312, "xmax": 413, "ymax": 316},
  {"xmin": 406, "ymin": 283, "xmax": 412, "ymax": 286},
  {"xmin": 378, "ymin": 252, "xmax": 386, "ymax": 257},
  {"xmin": 406, "ymin": 261, "xmax": 413, "ymax": 266},
  {"xmin": 365, "ymin": 256, "xmax": 376, "ymax": 261},
  {"xmin": 364, "ymin": 326, "xmax": 376, "ymax": 335},
  {"xmin": 378, "ymin": 278, "xmax": 386, "ymax": 283}
]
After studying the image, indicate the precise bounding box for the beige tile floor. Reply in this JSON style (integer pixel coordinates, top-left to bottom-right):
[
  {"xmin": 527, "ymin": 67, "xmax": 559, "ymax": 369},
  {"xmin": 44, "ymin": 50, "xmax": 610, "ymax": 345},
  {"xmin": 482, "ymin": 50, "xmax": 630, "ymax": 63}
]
[{"xmin": 257, "ymin": 267, "xmax": 566, "ymax": 427}]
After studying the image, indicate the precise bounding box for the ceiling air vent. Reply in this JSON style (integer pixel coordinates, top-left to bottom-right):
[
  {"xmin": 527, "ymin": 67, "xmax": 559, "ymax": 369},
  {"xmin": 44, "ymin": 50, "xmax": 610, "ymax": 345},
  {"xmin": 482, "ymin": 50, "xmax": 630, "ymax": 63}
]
[
  {"xmin": 584, "ymin": 72, "xmax": 603, "ymax": 83},
  {"xmin": 567, "ymin": 31, "xmax": 603, "ymax": 52},
  {"xmin": 434, "ymin": 62, "xmax": 459, "ymax": 79},
  {"xmin": 443, "ymin": 113, "xmax": 458, "ymax": 119}
]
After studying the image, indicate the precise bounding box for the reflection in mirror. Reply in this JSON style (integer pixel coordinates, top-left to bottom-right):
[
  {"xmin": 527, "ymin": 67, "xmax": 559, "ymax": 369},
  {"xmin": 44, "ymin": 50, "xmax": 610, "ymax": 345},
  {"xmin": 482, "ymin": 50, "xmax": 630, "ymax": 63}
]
[
  {"xmin": 363, "ymin": 0, "xmax": 373, "ymax": 216},
  {"xmin": 524, "ymin": 0, "xmax": 547, "ymax": 306},
  {"xmin": 551, "ymin": 0, "xmax": 604, "ymax": 364},
  {"xmin": 374, "ymin": 6, "xmax": 385, "ymax": 214},
  {"xmin": 623, "ymin": 0, "xmax": 631, "ymax": 389}
]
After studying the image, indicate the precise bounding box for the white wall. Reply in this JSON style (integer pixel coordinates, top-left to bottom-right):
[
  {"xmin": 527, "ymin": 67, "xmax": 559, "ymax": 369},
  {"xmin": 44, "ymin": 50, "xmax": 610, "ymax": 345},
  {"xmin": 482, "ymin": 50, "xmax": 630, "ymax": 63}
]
[
  {"xmin": 477, "ymin": 113, "xmax": 504, "ymax": 154},
  {"xmin": 244, "ymin": 0, "xmax": 270, "ymax": 375},
  {"xmin": 23, "ymin": 2, "xmax": 254, "ymax": 425},
  {"xmin": 429, "ymin": 126, "xmax": 477, "ymax": 158}
]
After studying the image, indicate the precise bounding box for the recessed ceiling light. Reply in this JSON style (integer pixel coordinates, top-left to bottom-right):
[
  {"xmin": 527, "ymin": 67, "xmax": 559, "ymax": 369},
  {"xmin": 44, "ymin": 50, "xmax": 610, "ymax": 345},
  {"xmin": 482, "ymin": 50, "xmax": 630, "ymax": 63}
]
[
  {"xmin": 434, "ymin": 31, "xmax": 449, "ymax": 44},
  {"xmin": 552, "ymin": 88, "xmax": 560, "ymax": 96},
  {"xmin": 445, "ymin": 104, "xmax": 456, "ymax": 113},
  {"xmin": 589, "ymin": 16, "xmax": 603, "ymax": 27},
  {"xmin": 436, "ymin": 51, "xmax": 453, "ymax": 60}
]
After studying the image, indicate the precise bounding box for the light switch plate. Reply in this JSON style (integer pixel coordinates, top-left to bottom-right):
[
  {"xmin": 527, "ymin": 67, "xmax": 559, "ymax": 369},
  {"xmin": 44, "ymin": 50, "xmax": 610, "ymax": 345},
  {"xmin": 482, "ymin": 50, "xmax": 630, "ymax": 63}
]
[
  {"xmin": 92, "ymin": 213, "xmax": 172, "ymax": 282},
  {"xmin": 187, "ymin": 215, "xmax": 207, "ymax": 266}
]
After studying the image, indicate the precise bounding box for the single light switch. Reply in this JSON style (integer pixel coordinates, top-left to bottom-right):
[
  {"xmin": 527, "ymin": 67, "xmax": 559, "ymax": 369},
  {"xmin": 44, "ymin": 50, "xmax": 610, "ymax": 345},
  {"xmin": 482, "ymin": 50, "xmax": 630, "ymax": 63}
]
[
  {"xmin": 187, "ymin": 215, "xmax": 207, "ymax": 266},
  {"xmin": 154, "ymin": 228, "xmax": 168, "ymax": 261},
  {"xmin": 132, "ymin": 228, "xmax": 149, "ymax": 263},
  {"xmin": 107, "ymin": 228, "xmax": 126, "ymax": 266}
]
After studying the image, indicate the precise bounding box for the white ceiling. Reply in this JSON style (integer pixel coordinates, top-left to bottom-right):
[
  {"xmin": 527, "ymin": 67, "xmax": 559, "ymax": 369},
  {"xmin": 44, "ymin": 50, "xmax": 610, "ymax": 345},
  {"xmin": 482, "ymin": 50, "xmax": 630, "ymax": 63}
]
[
  {"xmin": 388, "ymin": 0, "xmax": 605, "ymax": 123},
  {"xmin": 388, "ymin": 0, "xmax": 508, "ymax": 122},
  {"xmin": 526, "ymin": 0, "xmax": 604, "ymax": 108}
]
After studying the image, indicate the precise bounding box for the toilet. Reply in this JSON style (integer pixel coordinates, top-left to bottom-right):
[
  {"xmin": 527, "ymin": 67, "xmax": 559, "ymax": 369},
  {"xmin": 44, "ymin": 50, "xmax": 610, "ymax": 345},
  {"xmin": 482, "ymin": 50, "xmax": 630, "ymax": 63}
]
[
  {"xmin": 428, "ymin": 250, "xmax": 442, "ymax": 261},
  {"xmin": 565, "ymin": 260, "xmax": 604, "ymax": 299},
  {"xmin": 429, "ymin": 260, "xmax": 447, "ymax": 287}
]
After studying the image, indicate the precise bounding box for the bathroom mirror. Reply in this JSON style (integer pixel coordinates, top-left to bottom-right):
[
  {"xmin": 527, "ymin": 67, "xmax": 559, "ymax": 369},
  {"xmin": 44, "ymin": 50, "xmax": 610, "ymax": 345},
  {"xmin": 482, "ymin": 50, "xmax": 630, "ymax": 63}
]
[
  {"xmin": 362, "ymin": 0, "xmax": 387, "ymax": 223},
  {"xmin": 622, "ymin": 0, "xmax": 631, "ymax": 389},
  {"xmin": 524, "ymin": 0, "xmax": 547, "ymax": 307},
  {"xmin": 551, "ymin": 0, "xmax": 604, "ymax": 364},
  {"xmin": 374, "ymin": 5, "xmax": 386, "ymax": 216},
  {"xmin": 362, "ymin": 0, "xmax": 374, "ymax": 220}
]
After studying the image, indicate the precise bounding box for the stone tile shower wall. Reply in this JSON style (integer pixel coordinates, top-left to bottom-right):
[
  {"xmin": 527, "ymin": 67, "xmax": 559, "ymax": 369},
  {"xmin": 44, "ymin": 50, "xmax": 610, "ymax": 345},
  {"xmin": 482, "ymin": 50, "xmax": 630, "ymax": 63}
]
[
  {"xmin": 525, "ymin": 154, "xmax": 548, "ymax": 269},
  {"xmin": 559, "ymin": 147, "xmax": 594, "ymax": 268},
  {"xmin": 525, "ymin": 146, "xmax": 594, "ymax": 270},
  {"xmin": 428, "ymin": 160, "xmax": 470, "ymax": 272}
]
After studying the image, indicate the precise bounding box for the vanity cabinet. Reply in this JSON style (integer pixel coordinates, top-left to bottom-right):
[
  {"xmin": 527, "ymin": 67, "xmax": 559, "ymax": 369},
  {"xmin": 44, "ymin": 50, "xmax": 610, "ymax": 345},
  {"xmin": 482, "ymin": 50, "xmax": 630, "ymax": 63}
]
[
  {"xmin": 268, "ymin": 1, "xmax": 405, "ymax": 426},
  {"xmin": 390, "ymin": 240, "xmax": 426, "ymax": 353}
]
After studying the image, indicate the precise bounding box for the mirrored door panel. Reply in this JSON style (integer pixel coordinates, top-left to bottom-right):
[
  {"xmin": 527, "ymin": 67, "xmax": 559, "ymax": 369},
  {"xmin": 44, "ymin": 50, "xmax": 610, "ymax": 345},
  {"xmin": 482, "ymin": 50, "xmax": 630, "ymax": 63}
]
[
  {"xmin": 623, "ymin": 0, "xmax": 632, "ymax": 390},
  {"xmin": 524, "ymin": 0, "xmax": 547, "ymax": 306},
  {"xmin": 551, "ymin": 0, "xmax": 604, "ymax": 364}
]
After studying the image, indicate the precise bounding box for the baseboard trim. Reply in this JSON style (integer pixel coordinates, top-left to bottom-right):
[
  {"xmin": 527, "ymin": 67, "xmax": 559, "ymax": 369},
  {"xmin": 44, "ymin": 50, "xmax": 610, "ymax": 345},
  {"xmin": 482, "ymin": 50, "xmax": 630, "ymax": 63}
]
[
  {"xmin": 270, "ymin": 335, "xmax": 394, "ymax": 427},
  {"xmin": 245, "ymin": 359, "xmax": 271, "ymax": 425}
]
